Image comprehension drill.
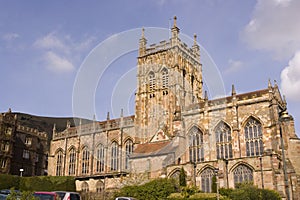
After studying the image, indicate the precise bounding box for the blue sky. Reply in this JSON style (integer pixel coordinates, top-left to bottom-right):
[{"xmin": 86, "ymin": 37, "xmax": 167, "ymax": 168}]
[{"xmin": 1, "ymin": 0, "xmax": 300, "ymax": 134}]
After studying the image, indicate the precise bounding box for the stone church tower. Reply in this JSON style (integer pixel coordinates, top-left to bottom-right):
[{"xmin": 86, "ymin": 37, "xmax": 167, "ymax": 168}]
[{"xmin": 135, "ymin": 16, "xmax": 203, "ymax": 142}]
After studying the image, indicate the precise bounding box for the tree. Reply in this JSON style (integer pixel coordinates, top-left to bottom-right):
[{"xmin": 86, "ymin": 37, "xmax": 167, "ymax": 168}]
[
  {"xmin": 211, "ymin": 175, "xmax": 217, "ymax": 193},
  {"xmin": 179, "ymin": 167, "xmax": 186, "ymax": 187}
]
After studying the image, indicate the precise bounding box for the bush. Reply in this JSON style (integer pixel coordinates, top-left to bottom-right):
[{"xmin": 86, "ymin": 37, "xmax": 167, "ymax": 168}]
[
  {"xmin": 113, "ymin": 178, "xmax": 178, "ymax": 200},
  {"xmin": 167, "ymin": 192, "xmax": 229, "ymax": 200},
  {"xmin": 220, "ymin": 182, "xmax": 281, "ymax": 200},
  {"xmin": 0, "ymin": 174, "xmax": 20, "ymax": 190},
  {"xmin": 179, "ymin": 167, "xmax": 187, "ymax": 187},
  {"xmin": 0, "ymin": 174, "xmax": 76, "ymax": 192}
]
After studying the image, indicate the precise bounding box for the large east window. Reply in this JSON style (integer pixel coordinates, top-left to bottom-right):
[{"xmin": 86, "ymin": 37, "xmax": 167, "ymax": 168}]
[
  {"xmin": 189, "ymin": 126, "xmax": 204, "ymax": 162},
  {"xmin": 244, "ymin": 117, "xmax": 263, "ymax": 156}
]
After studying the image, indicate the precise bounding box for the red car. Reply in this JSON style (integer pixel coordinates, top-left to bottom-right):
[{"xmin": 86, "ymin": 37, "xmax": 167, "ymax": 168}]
[{"xmin": 34, "ymin": 192, "xmax": 60, "ymax": 200}]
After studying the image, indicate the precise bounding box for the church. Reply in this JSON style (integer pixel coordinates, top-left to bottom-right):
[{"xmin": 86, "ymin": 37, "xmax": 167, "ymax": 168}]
[{"xmin": 48, "ymin": 17, "xmax": 300, "ymax": 199}]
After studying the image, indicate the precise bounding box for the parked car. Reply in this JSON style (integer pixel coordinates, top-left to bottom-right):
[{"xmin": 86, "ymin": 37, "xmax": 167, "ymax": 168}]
[
  {"xmin": 115, "ymin": 197, "xmax": 137, "ymax": 200},
  {"xmin": 34, "ymin": 192, "xmax": 60, "ymax": 200},
  {"xmin": 0, "ymin": 194, "xmax": 7, "ymax": 200},
  {"xmin": 54, "ymin": 191, "xmax": 81, "ymax": 200}
]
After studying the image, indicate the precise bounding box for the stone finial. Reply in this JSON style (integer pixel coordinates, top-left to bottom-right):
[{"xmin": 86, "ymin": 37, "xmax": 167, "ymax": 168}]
[
  {"xmin": 232, "ymin": 84, "xmax": 236, "ymax": 96},
  {"xmin": 268, "ymin": 79, "xmax": 272, "ymax": 88},
  {"xmin": 141, "ymin": 27, "xmax": 145, "ymax": 38},
  {"xmin": 8, "ymin": 108, "xmax": 12, "ymax": 113},
  {"xmin": 204, "ymin": 90, "xmax": 208, "ymax": 101},
  {"xmin": 139, "ymin": 27, "xmax": 147, "ymax": 56},
  {"xmin": 53, "ymin": 123, "xmax": 56, "ymax": 131},
  {"xmin": 171, "ymin": 16, "xmax": 180, "ymax": 42},
  {"xmin": 283, "ymin": 95, "xmax": 287, "ymax": 106},
  {"xmin": 194, "ymin": 34, "xmax": 197, "ymax": 45},
  {"xmin": 173, "ymin": 16, "xmax": 177, "ymax": 28},
  {"xmin": 79, "ymin": 118, "xmax": 82, "ymax": 125},
  {"xmin": 106, "ymin": 112, "xmax": 110, "ymax": 120},
  {"xmin": 93, "ymin": 114, "xmax": 96, "ymax": 121},
  {"xmin": 120, "ymin": 108, "xmax": 124, "ymax": 118},
  {"xmin": 274, "ymin": 80, "xmax": 278, "ymax": 88}
]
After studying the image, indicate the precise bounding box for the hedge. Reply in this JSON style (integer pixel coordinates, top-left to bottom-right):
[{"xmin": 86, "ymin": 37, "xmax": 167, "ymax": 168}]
[{"xmin": 0, "ymin": 174, "xmax": 76, "ymax": 192}]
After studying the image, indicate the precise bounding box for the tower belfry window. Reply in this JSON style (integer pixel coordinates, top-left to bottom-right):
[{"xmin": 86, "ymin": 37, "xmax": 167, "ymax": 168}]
[
  {"xmin": 149, "ymin": 72, "xmax": 155, "ymax": 98},
  {"xmin": 162, "ymin": 68, "xmax": 169, "ymax": 89}
]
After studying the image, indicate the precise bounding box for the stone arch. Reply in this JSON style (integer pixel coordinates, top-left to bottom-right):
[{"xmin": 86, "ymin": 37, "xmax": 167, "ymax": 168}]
[
  {"xmin": 229, "ymin": 161, "xmax": 255, "ymax": 173},
  {"xmin": 241, "ymin": 115, "xmax": 263, "ymax": 128},
  {"xmin": 197, "ymin": 165, "xmax": 215, "ymax": 176},
  {"xmin": 123, "ymin": 136, "xmax": 134, "ymax": 145},
  {"xmin": 67, "ymin": 145, "xmax": 76, "ymax": 152},
  {"xmin": 168, "ymin": 168, "xmax": 181, "ymax": 179},
  {"xmin": 55, "ymin": 148, "xmax": 64, "ymax": 154},
  {"xmin": 187, "ymin": 124, "xmax": 205, "ymax": 134}
]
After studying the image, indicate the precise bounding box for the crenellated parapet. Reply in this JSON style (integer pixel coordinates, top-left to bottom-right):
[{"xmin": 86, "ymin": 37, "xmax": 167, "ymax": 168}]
[
  {"xmin": 52, "ymin": 115, "xmax": 135, "ymax": 140},
  {"xmin": 17, "ymin": 125, "xmax": 47, "ymax": 139}
]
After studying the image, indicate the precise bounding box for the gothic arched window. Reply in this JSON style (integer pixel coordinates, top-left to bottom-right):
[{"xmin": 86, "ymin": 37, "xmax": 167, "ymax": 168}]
[
  {"xmin": 96, "ymin": 144, "xmax": 105, "ymax": 173},
  {"xmin": 81, "ymin": 181, "xmax": 89, "ymax": 192},
  {"xmin": 244, "ymin": 117, "xmax": 263, "ymax": 156},
  {"xmin": 200, "ymin": 168, "xmax": 214, "ymax": 193},
  {"xmin": 68, "ymin": 147, "xmax": 76, "ymax": 175},
  {"xmin": 215, "ymin": 122, "xmax": 233, "ymax": 159},
  {"xmin": 82, "ymin": 146, "xmax": 89, "ymax": 174},
  {"xmin": 56, "ymin": 150, "xmax": 63, "ymax": 176},
  {"xmin": 111, "ymin": 142, "xmax": 119, "ymax": 171},
  {"xmin": 189, "ymin": 126, "xmax": 204, "ymax": 162},
  {"xmin": 162, "ymin": 68, "xmax": 169, "ymax": 89},
  {"xmin": 125, "ymin": 139, "xmax": 133, "ymax": 170},
  {"xmin": 96, "ymin": 181, "xmax": 104, "ymax": 193},
  {"xmin": 149, "ymin": 71, "xmax": 155, "ymax": 98},
  {"xmin": 233, "ymin": 164, "xmax": 253, "ymax": 187}
]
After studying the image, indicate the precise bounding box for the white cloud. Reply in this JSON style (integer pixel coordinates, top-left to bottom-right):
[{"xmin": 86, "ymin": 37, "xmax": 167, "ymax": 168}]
[
  {"xmin": 241, "ymin": 0, "xmax": 300, "ymax": 59},
  {"xmin": 281, "ymin": 51, "xmax": 300, "ymax": 101},
  {"xmin": 44, "ymin": 51, "xmax": 74, "ymax": 73},
  {"xmin": 34, "ymin": 32, "xmax": 69, "ymax": 52},
  {"xmin": 2, "ymin": 33, "xmax": 19, "ymax": 41},
  {"xmin": 225, "ymin": 59, "xmax": 243, "ymax": 74},
  {"xmin": 34, "ymin": 32, "xmax": 97, "ymax": 74}
]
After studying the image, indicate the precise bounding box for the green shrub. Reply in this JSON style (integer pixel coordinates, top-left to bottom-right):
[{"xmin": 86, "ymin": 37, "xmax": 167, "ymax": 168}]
[
  {"xmin": 221, "ymin": 182, "xmax": 281, "ymax": 200},
  {"xmin": 0, "ymin": 174, "xmax": 20, "ymax": 190},
  {"xmin": 113, "ymin": 178, "xmax": 178, "ymax": 200},
  {"xmin": 179, "ymin": 167, "xmax": 187, "ymax": 187}
]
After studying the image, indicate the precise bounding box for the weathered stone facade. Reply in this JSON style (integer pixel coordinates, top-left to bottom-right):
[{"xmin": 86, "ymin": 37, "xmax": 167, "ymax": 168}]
[
  {"xmin": 0, "ymin": 109, "xmax": 48, "ymax": 176},
  {"xmin": 48, "ymin": 17, "xmax": 300, "ymax": 199}
]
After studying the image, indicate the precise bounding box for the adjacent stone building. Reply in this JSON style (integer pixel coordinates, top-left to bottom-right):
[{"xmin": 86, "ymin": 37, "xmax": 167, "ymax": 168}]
[
  {"xmin": 0, "ymin": 109, "xmax": 48, "ymax": 176},
  {"xmin": 48, "ymin": 17, "xmax": 300, "ymax": 199}
]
